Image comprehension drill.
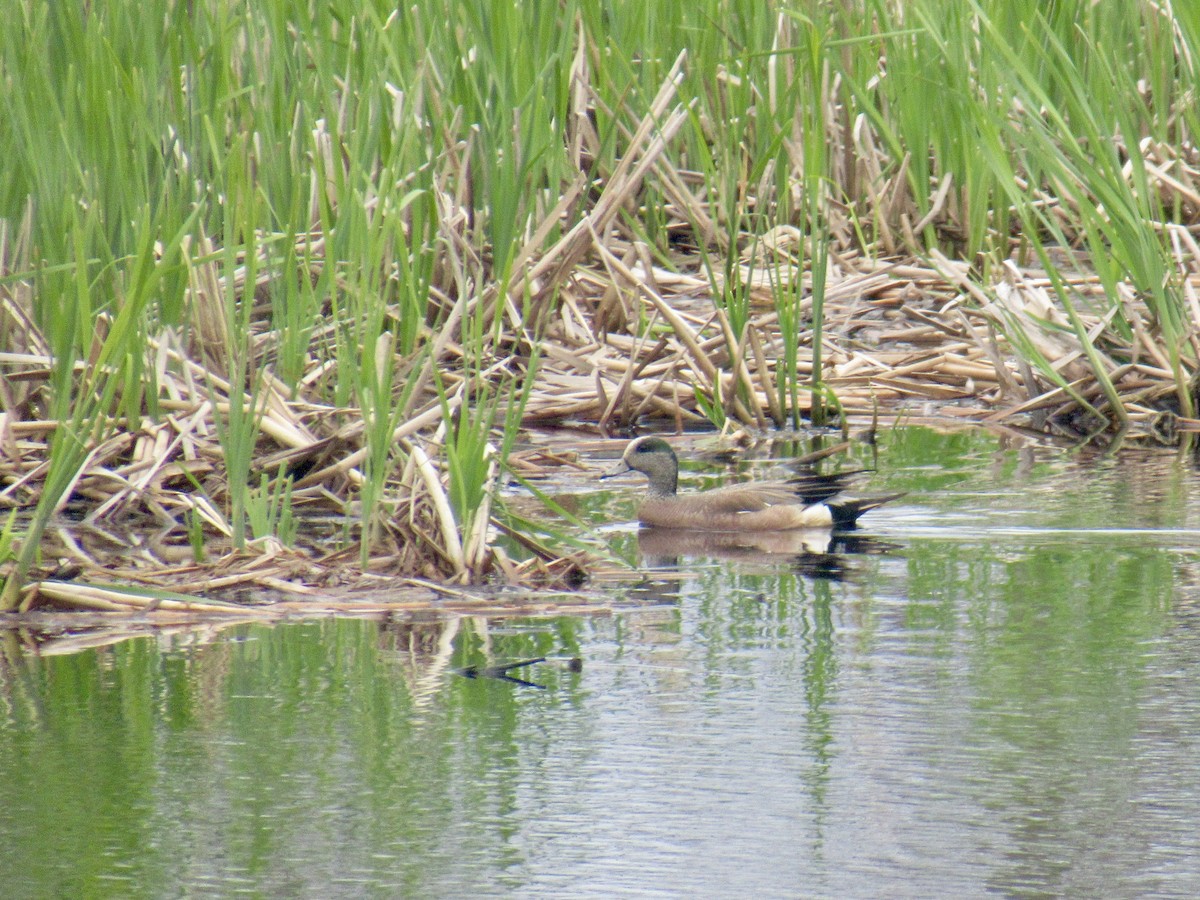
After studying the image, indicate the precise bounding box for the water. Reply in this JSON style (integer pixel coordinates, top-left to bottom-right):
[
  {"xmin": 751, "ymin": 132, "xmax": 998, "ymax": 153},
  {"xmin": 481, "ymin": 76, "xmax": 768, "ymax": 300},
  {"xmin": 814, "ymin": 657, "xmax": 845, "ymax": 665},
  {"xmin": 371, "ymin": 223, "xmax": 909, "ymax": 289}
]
[{"xmin": 3, "ymin": 427, "xmax": 1200, "ymax": 897}]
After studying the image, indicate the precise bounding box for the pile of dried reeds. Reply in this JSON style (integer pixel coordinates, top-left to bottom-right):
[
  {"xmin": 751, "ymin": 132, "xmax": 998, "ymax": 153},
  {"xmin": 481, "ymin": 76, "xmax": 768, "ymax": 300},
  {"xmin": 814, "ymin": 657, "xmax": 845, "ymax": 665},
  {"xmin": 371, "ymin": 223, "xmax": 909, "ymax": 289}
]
[{"xmin": 526, "ymin": 243, "xmax": 1200, "ymax": 441}]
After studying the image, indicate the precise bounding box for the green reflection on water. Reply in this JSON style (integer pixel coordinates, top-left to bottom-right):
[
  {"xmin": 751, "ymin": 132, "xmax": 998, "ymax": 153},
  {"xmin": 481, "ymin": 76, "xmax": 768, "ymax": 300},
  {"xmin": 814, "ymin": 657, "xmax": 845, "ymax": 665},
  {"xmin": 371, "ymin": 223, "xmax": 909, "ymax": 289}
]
[{"xmin": 0, "ymin": 618, "xmax": 591, "ymax": 896}]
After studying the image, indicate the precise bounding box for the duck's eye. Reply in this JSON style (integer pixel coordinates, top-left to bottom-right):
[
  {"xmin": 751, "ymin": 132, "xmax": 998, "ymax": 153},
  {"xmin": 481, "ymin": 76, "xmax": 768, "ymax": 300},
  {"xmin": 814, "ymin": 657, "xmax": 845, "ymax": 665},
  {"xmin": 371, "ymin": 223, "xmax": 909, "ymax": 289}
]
[{"xmin": 634, "ymin": 442, "xmax": 654, "ymax": 454}]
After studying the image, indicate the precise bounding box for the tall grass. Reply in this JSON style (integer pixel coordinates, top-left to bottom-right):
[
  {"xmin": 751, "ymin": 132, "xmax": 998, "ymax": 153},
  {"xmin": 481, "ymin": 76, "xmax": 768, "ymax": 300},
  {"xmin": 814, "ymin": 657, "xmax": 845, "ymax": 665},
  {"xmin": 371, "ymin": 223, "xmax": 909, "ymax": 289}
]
[{"xmin": 2, "ymin": 0, "xmax": 1200, "ymax": 599}]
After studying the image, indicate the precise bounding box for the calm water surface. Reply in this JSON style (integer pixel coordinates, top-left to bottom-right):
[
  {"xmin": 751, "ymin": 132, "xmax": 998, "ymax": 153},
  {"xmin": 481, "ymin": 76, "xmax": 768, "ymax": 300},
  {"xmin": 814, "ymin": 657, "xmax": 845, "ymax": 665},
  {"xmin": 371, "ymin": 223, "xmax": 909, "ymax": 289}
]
[{"xmin": 3, "ymin": 428, "xmax": 1200, "ymax": 897}]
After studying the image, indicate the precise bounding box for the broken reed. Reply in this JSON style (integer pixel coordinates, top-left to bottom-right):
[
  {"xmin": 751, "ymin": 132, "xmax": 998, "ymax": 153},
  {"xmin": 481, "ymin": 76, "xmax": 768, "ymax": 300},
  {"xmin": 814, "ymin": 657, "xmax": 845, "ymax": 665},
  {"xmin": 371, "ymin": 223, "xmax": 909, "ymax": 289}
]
[{"xmin": 3, "ymin": 0, "xmax": 1200, "ymax": 602}]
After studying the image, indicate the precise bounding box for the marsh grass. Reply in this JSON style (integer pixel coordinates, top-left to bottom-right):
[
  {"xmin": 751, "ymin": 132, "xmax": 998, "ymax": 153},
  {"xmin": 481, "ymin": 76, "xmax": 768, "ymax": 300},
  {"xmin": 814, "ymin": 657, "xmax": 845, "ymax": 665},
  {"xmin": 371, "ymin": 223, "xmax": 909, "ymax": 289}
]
[{"xmin": 4, "ymin": 0, "xmax": 1200, "ymax": 606}]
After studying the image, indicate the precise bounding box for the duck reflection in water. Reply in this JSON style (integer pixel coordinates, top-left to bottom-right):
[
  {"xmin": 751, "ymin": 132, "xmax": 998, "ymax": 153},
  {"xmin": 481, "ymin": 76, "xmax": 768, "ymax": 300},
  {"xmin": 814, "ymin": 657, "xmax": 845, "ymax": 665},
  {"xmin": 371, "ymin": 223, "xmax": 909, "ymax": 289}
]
[{"xmin": 635, "ymin": 527, "xmax": 900, "ymax": 581}]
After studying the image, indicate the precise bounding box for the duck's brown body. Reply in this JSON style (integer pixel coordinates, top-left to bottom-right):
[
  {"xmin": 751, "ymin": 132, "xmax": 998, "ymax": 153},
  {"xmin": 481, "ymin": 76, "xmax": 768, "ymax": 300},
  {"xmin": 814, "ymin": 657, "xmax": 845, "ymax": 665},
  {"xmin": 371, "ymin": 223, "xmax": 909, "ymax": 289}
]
[{"xmin": 603, "ymin": 436, "xmax": 902, "ymax": 532}]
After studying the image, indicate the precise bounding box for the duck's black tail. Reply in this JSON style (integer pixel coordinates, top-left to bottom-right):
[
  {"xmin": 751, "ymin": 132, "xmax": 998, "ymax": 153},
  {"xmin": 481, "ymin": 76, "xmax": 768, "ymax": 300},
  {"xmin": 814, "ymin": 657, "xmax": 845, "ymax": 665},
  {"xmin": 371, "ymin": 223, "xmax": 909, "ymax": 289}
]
[{"xmin": 826, "ymin": 492, "xmax": 906, "ymax": 529}]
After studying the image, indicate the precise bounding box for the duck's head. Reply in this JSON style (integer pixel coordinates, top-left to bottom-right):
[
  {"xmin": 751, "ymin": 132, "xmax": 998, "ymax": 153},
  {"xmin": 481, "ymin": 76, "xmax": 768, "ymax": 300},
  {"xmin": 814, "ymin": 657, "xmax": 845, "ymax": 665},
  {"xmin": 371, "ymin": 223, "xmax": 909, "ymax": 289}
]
[{"xmin": 602, "ymin": 436, "xmax": 679, "ymax": 495}]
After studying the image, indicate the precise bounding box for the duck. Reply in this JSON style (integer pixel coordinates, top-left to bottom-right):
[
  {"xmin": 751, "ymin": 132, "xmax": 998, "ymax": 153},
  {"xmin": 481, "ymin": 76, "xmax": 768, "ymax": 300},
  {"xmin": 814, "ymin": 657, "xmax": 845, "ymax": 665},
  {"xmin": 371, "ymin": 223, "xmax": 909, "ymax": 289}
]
[{"xmin": 601, "ymin": 436, "xmax": 903, "ymax": 531}]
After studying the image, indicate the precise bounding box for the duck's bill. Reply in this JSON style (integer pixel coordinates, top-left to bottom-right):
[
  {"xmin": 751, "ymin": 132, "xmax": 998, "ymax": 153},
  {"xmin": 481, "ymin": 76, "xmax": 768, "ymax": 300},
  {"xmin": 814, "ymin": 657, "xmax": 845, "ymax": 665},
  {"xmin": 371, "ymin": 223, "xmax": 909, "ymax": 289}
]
[{"xmin": 600, "ymin": 459, "xmax": 632, "ymax": 479}]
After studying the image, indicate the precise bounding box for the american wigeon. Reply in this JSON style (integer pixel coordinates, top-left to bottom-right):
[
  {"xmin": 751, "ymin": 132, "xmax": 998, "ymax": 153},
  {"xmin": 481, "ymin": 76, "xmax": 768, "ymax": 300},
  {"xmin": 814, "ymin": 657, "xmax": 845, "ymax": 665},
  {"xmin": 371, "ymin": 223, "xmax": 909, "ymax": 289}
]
[{"xmin": 602, "ymin": 436, "xmax": 903, "ymax": 531}]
